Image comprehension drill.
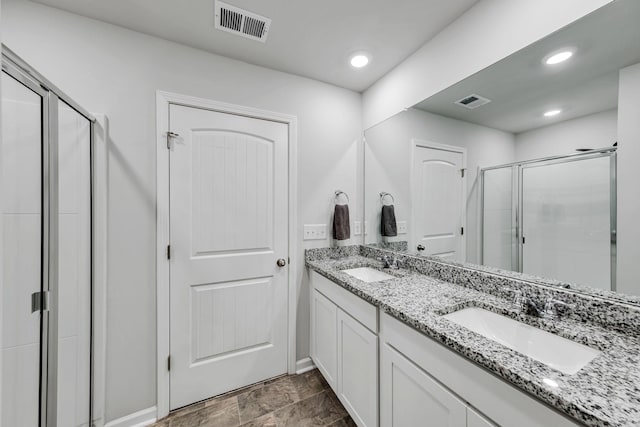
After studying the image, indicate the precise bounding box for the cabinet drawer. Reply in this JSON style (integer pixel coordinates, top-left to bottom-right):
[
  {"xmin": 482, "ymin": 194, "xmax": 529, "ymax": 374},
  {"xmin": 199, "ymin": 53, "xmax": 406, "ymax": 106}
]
[{"xmin": 310, "ymin": 271, "xmax": 377, "ymax": 333}]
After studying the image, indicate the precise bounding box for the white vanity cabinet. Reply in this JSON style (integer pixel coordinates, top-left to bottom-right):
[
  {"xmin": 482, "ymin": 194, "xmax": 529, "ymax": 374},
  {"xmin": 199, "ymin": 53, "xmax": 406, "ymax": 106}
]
[
  {"xmin": 380, "ymin": 312, "xmax": 580, "ymax": 427},
  {"xmin": 467, "ymin": 408, "xmax": 497, "ymax": 427},
  {"xmin": 380, "ymin": 341, "xmax": 467, "ymax": 426},
  {"xmin": 310, "ymin": 289, "xmax": 338, "ymax": 389},
  {"xmin": 310, "ymin": 271, "xmax": 378, "ymax": 427}
]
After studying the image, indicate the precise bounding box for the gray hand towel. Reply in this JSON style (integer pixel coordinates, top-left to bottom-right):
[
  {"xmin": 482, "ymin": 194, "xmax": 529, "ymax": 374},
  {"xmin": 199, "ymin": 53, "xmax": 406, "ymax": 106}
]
[
  {"xmin": 333, "ymin": 204, "xmax": 350, "ymax": 240},
  {"xmin": 381, "ymin": 205, "xmax": 397, "ymax": 237}
]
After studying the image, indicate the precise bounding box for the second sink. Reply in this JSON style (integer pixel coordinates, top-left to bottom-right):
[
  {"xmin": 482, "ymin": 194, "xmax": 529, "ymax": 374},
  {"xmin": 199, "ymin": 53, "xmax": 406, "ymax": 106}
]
[
  {"xmin": 342, "ymin": 267, "xmax": 395, "ymax": 283},
  {"xmin": 443, "ymin": 307, "xmax": 601, "ymax": 375}
]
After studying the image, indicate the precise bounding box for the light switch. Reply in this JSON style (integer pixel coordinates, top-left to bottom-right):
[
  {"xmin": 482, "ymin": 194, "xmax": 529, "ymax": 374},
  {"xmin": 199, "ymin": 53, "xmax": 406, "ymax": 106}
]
[
  {"xmin": 303, "ymin": 224, "xmax": 327, "ymax": 240},
  {"xmin": 353, "ymin": 221, "xmax": 362, "ymax": 236},
  {"xmin": 397, "ymin": 221, "xmax": 407, "ymax": 234}
]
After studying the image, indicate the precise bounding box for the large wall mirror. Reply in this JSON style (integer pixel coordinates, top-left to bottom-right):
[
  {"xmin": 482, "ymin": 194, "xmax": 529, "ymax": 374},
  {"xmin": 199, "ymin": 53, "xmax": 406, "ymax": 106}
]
[{"xmin": 363, "ymin": 0, "xmax": 640, "ymax": 298}]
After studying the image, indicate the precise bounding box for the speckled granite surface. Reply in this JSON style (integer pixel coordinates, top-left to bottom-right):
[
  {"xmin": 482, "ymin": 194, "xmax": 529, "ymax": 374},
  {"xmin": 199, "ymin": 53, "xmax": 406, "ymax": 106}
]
[
  {"xmin": 364, "ymin": 243, "xmax": 640, "ymax": 307},
  {"xmin": 306, "ymin": 246, "xmax": 640, "ymax": 427}
]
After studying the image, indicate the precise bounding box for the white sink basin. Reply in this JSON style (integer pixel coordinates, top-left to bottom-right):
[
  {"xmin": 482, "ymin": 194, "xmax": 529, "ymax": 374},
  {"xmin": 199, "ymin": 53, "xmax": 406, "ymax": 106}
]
[
  {"xmin": 443, "ymin": 307, "xmax": 601, "ymax": 375},
  {"xmin": 342, "ymin": 267, "xmax": 394, "ymax": 283}
]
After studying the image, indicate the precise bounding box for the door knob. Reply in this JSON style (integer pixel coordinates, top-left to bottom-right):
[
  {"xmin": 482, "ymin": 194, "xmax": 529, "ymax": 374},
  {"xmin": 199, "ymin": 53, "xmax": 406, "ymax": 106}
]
[
  {"xmin": 417, "ymin": 244, "xmax": 425, "ymax": 252},
  {"xmin": 276, "ymin": 258, "xmax": 287, "ymax": 267}
]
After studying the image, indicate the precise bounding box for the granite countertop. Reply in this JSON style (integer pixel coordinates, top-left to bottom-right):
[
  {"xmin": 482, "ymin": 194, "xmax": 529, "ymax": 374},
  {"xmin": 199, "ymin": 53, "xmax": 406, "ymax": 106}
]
[{"xmin": 306, "ymin": 254, "xmax": 640, "ymax": 427}]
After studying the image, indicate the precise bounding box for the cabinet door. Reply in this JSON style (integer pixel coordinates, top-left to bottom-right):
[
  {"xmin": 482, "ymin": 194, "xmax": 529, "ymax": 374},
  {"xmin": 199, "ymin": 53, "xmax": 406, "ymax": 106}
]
[
  {"xmin": 467, "ymin": 406, "xmax": 497, "ymax": 427},
  {"xmin": 467, "ymin": 407, "xmax": 496, "ymax": 427},
  {"xmin": 337, "ymin": 310, "xmax": 378, "ymax": 427},
  {"xmin": 381, "ymin": 342, "xmax": 466, "ymax": 427},
  {"xmin": 310, "ymin": 290, "xmax": 338, "ymax": 390}
]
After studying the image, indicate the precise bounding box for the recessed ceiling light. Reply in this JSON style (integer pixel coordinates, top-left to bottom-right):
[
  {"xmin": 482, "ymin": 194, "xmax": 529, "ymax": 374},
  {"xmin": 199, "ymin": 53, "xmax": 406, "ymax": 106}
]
[
  {"xmin": 544, "ymin": 109, "xmax": 562, "ymax": 117},
  {"xmin": 543, "ymin": 378, "xmax": 559, "ymax": 388},
  {"xmin": 350, "ymin": 54, "xmax": 369, "ymax": 68},
  {"xmin": 545, "ymin": 50, "xmax": 573, "ymax": 65}
]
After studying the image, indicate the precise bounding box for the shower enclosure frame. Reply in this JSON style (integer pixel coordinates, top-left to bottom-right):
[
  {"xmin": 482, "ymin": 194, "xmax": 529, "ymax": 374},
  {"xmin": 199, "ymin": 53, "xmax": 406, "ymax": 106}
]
[
  {"xmin": 2, "ymin": 45, "xmax": 96, "ymax": 427},
  {"xmin": 479, "ymin": 147, "xmax": 617, "ymax": 290}
]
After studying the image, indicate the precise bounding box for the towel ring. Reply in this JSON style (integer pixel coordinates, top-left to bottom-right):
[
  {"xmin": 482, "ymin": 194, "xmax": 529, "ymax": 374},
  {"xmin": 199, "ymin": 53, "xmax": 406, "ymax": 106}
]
[
  {"xmin": 380, "ymin": 192, "xmax": 395, "ymax": 205},
  {"xmin": 335, "ymin": 190, "xmax": 349, "ymax": 205}
]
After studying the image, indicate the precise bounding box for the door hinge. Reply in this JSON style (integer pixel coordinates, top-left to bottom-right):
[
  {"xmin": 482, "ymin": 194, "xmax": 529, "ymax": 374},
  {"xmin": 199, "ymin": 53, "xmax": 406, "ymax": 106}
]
[
  {"xmin": 522, "ymin": 236, "xmax": 526, "ymax": 244},
  {"xmin": 460, "ymin": 168, "xmax": 466, "ymax": 178},
  {"xmin": 166, "ymin": 131, "xmax": 179, "ymax": 149},
  {"xmin": 31, "ymin": 291, "xmax": 49, "ymax": 313},
  {"xmin": 460, "ymin": 227, "xmax": 464, "ymax": 236},
  {"xmin": 167, "ymin": 245, "xmax": 171, "ymax": 260},
  {"xmin": 167, "ymin": 356, "xmax": 171, "ymax": 371}
]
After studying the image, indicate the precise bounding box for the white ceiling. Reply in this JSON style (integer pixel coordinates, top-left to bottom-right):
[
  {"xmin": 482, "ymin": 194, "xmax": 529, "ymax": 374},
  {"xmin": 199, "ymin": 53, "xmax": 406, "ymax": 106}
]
[
  {"xmin": 415, "ymin": 0, "xmax": 640, "ymax": 134},
  {"xmin": 29, "ymin": 0, "xmax": 478, "ymax": 92}
]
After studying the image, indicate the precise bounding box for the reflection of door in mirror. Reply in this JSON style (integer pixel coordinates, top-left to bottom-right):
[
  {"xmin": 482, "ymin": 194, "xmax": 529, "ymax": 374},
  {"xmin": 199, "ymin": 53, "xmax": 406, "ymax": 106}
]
[{"xmin": 412, "ymin": 142, "xmax": 465, "ymax": 261}]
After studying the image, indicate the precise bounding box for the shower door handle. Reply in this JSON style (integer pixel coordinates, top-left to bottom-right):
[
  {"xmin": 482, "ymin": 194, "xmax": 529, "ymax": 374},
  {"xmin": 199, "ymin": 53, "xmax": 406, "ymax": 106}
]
[{"xmin": 31, "ymin": 291, "xmax": 49, "ymax": 313}]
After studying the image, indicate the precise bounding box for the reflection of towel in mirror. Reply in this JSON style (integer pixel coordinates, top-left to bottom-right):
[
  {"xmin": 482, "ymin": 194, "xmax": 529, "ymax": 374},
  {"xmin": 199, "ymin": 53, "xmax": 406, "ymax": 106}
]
[
  {"xmin": 381, "ymin": 205, "xmax": 397, "ymax": 237},
  {"xmin": 333, "ymin": 204, "xmax": 351, "ymax": 240}
]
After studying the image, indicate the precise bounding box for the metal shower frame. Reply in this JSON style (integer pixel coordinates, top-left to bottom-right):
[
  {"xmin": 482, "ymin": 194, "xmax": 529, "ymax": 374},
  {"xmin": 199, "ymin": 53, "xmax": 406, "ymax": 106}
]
[
  {"xmin": 479, "ymin": 146, "xmax": 617, "ymax": 291},
  {"xmin": 1, "ymin": 45, "xmax": 96, "ymax": 427}
]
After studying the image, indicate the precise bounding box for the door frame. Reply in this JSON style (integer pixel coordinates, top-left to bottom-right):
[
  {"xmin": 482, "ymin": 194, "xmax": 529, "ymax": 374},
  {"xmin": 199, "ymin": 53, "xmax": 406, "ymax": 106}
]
[
  {"xmin": 409, "ymin": 139, "xmax": 467, "ymax": 261},
  {"xmin": 155, "ymin": 91, "xmax": 298, "ymax": 419}
]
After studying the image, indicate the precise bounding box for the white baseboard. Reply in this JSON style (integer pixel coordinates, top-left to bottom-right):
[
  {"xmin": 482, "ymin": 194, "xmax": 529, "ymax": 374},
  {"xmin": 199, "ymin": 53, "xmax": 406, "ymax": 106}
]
[
  {"xmin": 295, "ymin": 357, "xmax": 316, "ymax": 374},
  {"xmin": 104, "ymin": 406, "xmax": 157, "ymax": 427}
]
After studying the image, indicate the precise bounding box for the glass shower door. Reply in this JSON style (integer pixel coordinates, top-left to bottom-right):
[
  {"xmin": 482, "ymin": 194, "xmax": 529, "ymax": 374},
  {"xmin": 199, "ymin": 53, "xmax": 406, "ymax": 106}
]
[
  {"xmin": 481, "ymin": 166, "xmax": 516, "ymax": 271},
  {"xmin": 521, "ymin": 154, "xmax": 613, "ymax": 289},
  {"xmin": 1, "ymin": 69, "xmax": 46, "ymax": 426},
  {"xmin": 2, "ymin": 56, "xmax": 93, "ymax": 427},
  {"xmin": 56, "ymin": 100, "xmax": 92, "ymax": 427}
]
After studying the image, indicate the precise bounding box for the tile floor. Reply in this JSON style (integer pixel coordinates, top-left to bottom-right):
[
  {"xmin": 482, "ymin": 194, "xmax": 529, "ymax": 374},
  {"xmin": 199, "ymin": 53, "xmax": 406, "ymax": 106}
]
[{"xmin": 151, "ymin": 369, "xmax": 356, "ymax": 426}]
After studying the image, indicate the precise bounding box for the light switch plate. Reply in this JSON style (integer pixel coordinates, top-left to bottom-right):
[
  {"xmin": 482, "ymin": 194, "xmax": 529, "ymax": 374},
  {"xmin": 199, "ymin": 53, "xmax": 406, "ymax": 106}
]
[
  {"xmin": 353, "ymin": 221, "xmax": 362, "ymax": 236},
  {"xmin": 303, "ymin": 224, "xmax": 327, "ymax": 240},
  {"xmin": 397, "ymin": 221, "xmax": 407, "ymax": 234}
]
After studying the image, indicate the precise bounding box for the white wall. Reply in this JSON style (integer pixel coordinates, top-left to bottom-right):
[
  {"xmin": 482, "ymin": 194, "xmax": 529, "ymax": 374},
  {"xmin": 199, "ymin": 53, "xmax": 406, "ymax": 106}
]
[
  {"xmin": 617, "ymin": 62, "xmax": 640, "ymax": 295},
  {"xmin": 514, "ymin": 109, "xmax": 618, "ymax": 161},
  {"xmin": 362, "ymin": 0, "xmax": 613, "ymax": 129},
  {"xmin": 1, "ymin": 0, "xmax": 362, "ymax": 422},
  {"xmin": 364, "ymin": 108, "xmax": 515, "ymax": 263}
]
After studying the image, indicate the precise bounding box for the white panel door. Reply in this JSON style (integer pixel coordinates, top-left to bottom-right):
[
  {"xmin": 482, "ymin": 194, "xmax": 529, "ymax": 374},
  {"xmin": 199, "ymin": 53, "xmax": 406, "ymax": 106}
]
[
  {"xmin": 337, "ymin": 310, "xmax": 378, "ymax": 427},
  {"xmin": 169, "ymin": 104, "xmax": 289, "ymax": 409},
  {"xmin": 413, "ymin": 146, "xmax": 464, "ymax": 260},
  {"xmin": 380, "ymin": 342, "xmax": 466, "ymax": 427},
  {"xmin": 310, "ymin": 290, "xmax": 338, "ymax": 391}
]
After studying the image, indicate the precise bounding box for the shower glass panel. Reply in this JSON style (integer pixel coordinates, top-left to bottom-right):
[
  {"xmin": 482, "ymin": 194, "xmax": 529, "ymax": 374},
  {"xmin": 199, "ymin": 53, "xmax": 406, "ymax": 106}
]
[
  {"xmin": 481, "ymin": 150, "xmax": 615, "ymax": 290},
  {"xmin": 482, "ymin": 166, "xmax": 515, "ymax": 270},
  {"xmin": 1, "ymin": 71, "xmax": 45, "ymax": 426},
  {"xmin": 521, "ymin": 155, "xmax": 612, "ymax": 290},
  {"xmin": 56, "ymin": 101, "xmax": 92, "ymax": 427}
]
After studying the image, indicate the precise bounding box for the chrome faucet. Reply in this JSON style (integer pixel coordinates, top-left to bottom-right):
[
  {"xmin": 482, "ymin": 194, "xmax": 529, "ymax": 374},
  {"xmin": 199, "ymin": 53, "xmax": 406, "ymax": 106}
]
[
  {"xmin": 543, "ymin": 299, "xmax": 572, "ymax": 320},
  {"xmin": 378, "ymin": 255, "xmax": 403, "ymax": 269},
  {"xmin": 505, "ymin": 289, "xmax": 540, "ymax": 315},
  {"xmin": 503, "ymin": 288, "xmax": 573, "ymax": 319},
  {"xmin": 521, "ymin": 297, "xmax": 544, "ymax": 317}
]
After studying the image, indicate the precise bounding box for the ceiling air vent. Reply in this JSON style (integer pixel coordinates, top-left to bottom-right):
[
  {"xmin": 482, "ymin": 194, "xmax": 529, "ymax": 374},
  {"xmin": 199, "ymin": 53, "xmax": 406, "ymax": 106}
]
[
  {"xmin": 454, "ymin": 94, "xmax": 491, "ymax": 110},
  {"xmin": 214, "ymin": 1, "xmax": 271, "ymax": 43}
]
